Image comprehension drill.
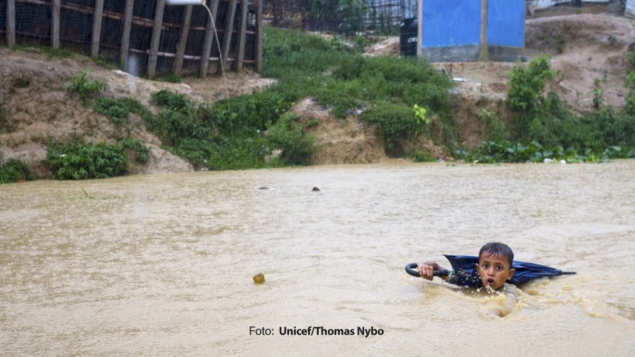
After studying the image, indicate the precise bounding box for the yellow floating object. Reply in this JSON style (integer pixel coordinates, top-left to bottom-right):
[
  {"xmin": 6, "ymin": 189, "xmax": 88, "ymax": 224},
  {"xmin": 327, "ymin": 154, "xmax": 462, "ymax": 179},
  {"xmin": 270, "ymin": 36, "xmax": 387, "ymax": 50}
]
[{"xmin": 253, "ymin": 273, "xmax": 265, "ymax": 284}]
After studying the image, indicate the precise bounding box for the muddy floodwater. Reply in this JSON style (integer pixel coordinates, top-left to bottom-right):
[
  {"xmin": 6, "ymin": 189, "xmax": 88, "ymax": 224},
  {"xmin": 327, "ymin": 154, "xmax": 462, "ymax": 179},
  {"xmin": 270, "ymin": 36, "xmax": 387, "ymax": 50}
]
[{"xmin": 1, "ymin": 161, "xmax": 635, "ymax": 356}]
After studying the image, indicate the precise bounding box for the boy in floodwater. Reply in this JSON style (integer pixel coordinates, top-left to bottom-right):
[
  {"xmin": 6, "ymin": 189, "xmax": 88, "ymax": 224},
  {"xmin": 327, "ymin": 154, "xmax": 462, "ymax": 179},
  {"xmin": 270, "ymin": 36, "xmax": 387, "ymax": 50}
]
[{"xmin": 418, "ymin": 242, "xmax": 518, "ymax": 318}]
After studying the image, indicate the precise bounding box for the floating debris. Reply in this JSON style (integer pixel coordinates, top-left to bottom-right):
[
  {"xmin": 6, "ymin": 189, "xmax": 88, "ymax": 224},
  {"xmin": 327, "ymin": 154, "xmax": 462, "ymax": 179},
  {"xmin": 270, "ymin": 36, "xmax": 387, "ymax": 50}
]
[
  {"xmin": 312, "ymin": 187, "xmax": 320, "ymax": 192},
  {"xmin": 253, "ymin": 273, "xmax": 265, "ymax": 284}
]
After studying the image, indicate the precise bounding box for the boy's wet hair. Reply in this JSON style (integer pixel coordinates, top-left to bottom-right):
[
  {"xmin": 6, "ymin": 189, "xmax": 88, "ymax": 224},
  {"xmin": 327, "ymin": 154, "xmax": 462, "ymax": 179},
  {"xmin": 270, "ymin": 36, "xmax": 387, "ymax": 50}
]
[{"xmin": 479, "ymin": 242, "xmax": 514, "ymax": 266}]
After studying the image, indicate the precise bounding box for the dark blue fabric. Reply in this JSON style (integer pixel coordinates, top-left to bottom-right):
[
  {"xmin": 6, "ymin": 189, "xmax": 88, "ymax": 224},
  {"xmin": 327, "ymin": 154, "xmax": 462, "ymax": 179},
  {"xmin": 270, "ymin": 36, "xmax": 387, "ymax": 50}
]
[{"xmin": 444, "ymin": 255, "xmax": 574, "ymax": 287}]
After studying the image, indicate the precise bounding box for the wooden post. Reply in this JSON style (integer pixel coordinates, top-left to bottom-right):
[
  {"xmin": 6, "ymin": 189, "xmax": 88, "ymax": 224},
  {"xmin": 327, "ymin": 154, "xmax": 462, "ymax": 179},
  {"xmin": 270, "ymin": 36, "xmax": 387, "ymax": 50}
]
[
  {"xmin": 416, "ymin": 0, "xmax": 422, "ymax": 57},
  {"xmin": 173, "ymin": 5, "xmax": 193, "ymax": 76},
  {"xmin": 120, "ymin": 0, "xmax": 134, "ymax": 71},
  {"xmin": 148, "ymin": 0, "xmax": 166, "ymax": 79},
  {"xmin": 255, "ymin": 0, "xmax": 263, "ymax": 73},
  {"xmin": 52, "ymin": 0, "xmax": 60, "ymax": 48},
  {"xmin": 479, "ymin": 0, "xmax": 488, "ymax": 62},
  {"xmin": 221, "ymin": 0, "xmax": 238, "ymax": 72},
  {"xmin": 91, "ymin": 0, "xmax": 105, "ymax": 57},
  {"xmin": 7, "ymin": 0, "xmax": 16, "ymax": 46},
  {"xmin": 200, "ymin": 0, "xmax": 219, "ymax": 78},
  {"xmin": 234, "ymin": 0, "xmax": 248, "ymax": 72}
]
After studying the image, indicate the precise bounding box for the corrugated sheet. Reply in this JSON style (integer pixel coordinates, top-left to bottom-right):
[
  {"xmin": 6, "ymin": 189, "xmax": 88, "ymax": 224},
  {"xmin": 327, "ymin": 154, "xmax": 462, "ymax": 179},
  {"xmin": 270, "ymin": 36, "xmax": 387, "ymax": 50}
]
[
  {"xmin": 627, "ymin": 0, "xmax": 635, "ymax": 18},
  {"xmin": 527, "ymin": 0, "xmax": 610, "ymax": 10}
]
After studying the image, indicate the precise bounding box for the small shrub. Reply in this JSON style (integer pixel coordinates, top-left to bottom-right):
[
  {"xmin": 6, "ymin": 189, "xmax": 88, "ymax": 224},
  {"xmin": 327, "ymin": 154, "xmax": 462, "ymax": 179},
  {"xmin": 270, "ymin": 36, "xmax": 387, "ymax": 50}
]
[
  {"xmin": 118, "ymin": 138, "xmax": 150, "ymax": 164},
  {"xmin": 266, "ymin": 114, "xmax": 316, "ymax": 165},
  {"xmin": 151, "ymin": 90, "xmax": 192, "ymax": 114},
  {"xmin": 47, "ymin": 141, "xmax": 127, "ymax": 180},
  {"xmin": 64, "ymin": 70, "xmax": 106, "ymax": 104},
  {"xmin": 413, "ymin": 151, "xmax": 436, "ymax": 162},
  {"xmin": 206, "ymin": 90, "xmax": 293, "ymax": 135},
  {"xmin": 0, "ymin": 159, "xmax": 33, "ymax": 183},
  {"xmin": 161, "ymin": 73, "xmax": 181, "ymax": 83},
  {"xmin": 508, "ymin": 56, "xmax": 554, "ymax": 112},
  {"xmin": 363, "ymin": 102, "xmax": 418, "ymax": 155},
  {"xmin": 478, "ymin": 109, "xmax": 508, "ymax": 141},
  {"xmin": 94, "ymin": 97, "xmax": 130, "ymax": 124},
  {"xmin": 206, "ymin": 136, "xmax": 272, "ymax": 170}
]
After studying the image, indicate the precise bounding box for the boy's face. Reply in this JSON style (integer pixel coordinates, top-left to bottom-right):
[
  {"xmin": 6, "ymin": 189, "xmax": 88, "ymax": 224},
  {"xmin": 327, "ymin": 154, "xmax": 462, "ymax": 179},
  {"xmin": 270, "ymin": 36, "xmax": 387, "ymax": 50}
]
[{"xmin": 475, "ymin": 253, "xmax": 515, "ymax": 291}]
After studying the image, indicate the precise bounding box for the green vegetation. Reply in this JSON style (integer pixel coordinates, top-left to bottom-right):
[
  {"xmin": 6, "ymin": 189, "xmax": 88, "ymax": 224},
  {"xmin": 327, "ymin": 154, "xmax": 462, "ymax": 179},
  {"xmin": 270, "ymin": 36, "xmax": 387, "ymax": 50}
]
[
  {"xmin": 262, "ymin": 27, "xmax": 454, "ymax": 156},
  {"xmin": 464, "ymin": 56, "xmax": 635, "ymax": 163},
  {"xmin": 47, "ymin": 141, "xmax": 128, "ymax": 180},
  {"xmin": 64, "ymin": 70, "xmax": 105, "ymax": 104},
  {"xmin": 0, "ymin": 144, "xmax": 33, "ymax": 184},
  {"xmin": 11, "ymin": 45, "xmax": 73, "ymax": 59},
  {"xmin": 266, "ymin": 114, "xmax": 317, "ymax": 165},
  {"xmin": 94, "ymin": 97, "xmax": 130, "ymax": 124},
  {"xmin": 160, "ymin": 73, "xmax": 181, "ymax": 84},
  {"xmin": 413, "ymin": 151, "xmax": 436, "ymax": 163}
]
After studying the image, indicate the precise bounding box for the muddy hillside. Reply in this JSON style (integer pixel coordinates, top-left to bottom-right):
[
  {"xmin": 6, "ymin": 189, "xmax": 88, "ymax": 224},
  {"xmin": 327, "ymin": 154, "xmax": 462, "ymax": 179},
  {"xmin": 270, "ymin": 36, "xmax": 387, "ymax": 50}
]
[{"xmin": 1, "ymin": 11, "xmax": 634, "ymax": 177}]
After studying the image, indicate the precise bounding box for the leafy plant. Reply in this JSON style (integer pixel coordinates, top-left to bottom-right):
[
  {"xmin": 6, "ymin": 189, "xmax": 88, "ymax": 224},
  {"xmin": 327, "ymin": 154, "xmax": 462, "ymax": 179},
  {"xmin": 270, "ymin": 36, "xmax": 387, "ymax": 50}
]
[
  {"xmin": 507, "ymin": 56, "xmax": 555, "ymax": 112},
  {"xmin": 118, "ymin": 138, "xmax": 150, "ymax": 164},
  {"xmin": 266, "ymin": 114, "xmax": 316, "ymax": 166},
  {"xmin": 47, "ymin": 141, "xmax": 127, "ymax": 180},
  {"xmin": 478, "ymin": 109, "xmax": 508, "ymax": 141},
  {"xmin": 0, "ymin": 159, "xmax": 33, "ymax": 184},
  {"xmin": 64, "ymin": 70, "xmax": 106, "ymax": 104},
  {"xmin": 413, "ymin": 151, "xmax": 436, "ymax": 162},
  {"xmin": 363, "ymin": 102, "xmax": 417, "ymax": 155},
  {"xmin": 94, "ymin": 97, "xmax": 130, "ymax": 124},
  {"xmin": 413, "ymin": 104, "xmax": 429, "ymax": 134}
]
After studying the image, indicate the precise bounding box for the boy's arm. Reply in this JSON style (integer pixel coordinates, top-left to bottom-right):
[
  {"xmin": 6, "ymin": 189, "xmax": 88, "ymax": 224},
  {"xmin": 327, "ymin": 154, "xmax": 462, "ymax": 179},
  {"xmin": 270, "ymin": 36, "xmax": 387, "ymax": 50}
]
[{"xmin": 417, "ymin": 261, "xmax": 450, "ymax": 281}]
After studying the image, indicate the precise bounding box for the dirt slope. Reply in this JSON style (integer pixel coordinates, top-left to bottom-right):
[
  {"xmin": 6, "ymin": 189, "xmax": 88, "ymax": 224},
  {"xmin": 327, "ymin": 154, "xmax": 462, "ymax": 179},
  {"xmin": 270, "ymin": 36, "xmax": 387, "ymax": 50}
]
[{"xmin": 0, "ymin": 48, "xmax": 275, "ymax": 177}]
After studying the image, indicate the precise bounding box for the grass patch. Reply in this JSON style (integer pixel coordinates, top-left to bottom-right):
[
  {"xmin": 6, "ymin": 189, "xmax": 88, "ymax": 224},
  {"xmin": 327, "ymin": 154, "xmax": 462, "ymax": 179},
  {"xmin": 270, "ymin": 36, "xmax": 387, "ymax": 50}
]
[
  {"xmin": 11, "ymin": 45, "xmax": 72, "ymax": 58},
  {"xmin": 64, "ymin": 70, "xmax": 105, "ymax": 104}
]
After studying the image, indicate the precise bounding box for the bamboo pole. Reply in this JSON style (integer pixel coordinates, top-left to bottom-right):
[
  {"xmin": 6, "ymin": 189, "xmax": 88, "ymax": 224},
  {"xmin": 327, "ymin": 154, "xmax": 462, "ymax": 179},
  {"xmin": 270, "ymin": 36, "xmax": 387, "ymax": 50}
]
[
  {"xmin": 234, "ymin": 0, "xmax": 248, "ymax": 72},
  {"xmin": 417, "ymin": 0, "xmax": 422, "ymax": 57},
  {"xmin": 52, "ymin": 0, "xmax": 60, "ymax": 48},
  {"xmin": 173, "ymin": 5, "xmax": 193, "ymax": 76},
  {"xmin": 7, "ymin": 0, "xmax": 16, "ymax": 46},
  {"xmin": 479, "ymin": 0, "xmax": 488, "ymax": 62},
  {"xmin": 148, "ymin": 0, "xmax": 166, "ymax": 79},
  {"xmin": 221, "ymin": 0, "xmax": 238, "ymax": 72},
  {"xmin": 255, "ymin": 0, "xmax": 263, "ymax": 73},
  {"xmin": 120, "ymin": 0, "xmax": 134, "ymax": 71},
  {"xmin": 200, "ymin": 0, "xmax": 219, "ymax": 77},
  {"xmin": 91, "ymin": 0, "xmax": 105, "ymax": 57}
]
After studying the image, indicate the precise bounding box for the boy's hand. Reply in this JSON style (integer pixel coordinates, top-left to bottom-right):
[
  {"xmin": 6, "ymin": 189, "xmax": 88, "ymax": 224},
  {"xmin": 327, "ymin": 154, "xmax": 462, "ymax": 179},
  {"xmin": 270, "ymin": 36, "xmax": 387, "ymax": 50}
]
[{"xmin": 417, "ymin": 261, "xmax": 439, "ymax": 281}]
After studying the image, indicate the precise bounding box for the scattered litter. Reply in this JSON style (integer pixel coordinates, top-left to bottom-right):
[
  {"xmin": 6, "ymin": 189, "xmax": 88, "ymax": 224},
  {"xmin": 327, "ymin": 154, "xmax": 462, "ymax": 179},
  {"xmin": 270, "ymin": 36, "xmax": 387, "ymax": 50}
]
[
  {"xmin": 560, "ymin": 160, "xmax": 566, "ymax": 164},
  {"xmin": 453, "ymin": 77, "xmax": 466, "ymax": 82},
  {"xmin": 312, "ymin": 187, "xmax": 320, "ymax": 192},
  {"xmin": 544, "ymin": 158, "xmax": 554, "ymax": 163},
  {"xmin": 113, "ymin": 69, "xmax": 132, "ymax": 77}
]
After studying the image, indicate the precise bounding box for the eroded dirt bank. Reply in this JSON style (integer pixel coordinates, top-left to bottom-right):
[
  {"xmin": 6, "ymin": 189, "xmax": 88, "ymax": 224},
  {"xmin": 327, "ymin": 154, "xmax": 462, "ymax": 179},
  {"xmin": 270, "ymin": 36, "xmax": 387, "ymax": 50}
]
[{"xmin": 2, "ymin": 11, "xmax": 634, "ymax": 177}]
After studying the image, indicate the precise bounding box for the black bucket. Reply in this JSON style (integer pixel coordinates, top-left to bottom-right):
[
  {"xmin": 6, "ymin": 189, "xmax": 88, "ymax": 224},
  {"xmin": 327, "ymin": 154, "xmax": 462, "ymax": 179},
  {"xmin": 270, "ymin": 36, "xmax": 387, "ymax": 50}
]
[{"xmin": 400, "ymin": 17, "xmax": 418, "ymax": 57}]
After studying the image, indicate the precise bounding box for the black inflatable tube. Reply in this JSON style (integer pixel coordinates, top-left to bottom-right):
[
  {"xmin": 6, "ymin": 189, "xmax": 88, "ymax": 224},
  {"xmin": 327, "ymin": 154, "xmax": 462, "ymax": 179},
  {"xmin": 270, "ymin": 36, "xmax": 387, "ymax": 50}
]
[{"xmin": 405, "ymin": 263, "xmax": 448, "ymax": 278}]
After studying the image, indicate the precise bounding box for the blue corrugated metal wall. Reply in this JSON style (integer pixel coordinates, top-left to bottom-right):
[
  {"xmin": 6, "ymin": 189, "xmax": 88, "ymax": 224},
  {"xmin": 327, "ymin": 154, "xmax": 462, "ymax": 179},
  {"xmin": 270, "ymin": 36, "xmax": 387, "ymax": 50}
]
[
  {"xmin": 421, "ymin": 0, "xmax": 481, "ymax": 47},
  {"xmin": 421, "ymin": 0, "xmax": 524, "ymax": 50},
  {"xmin": 488, "ymin": 0, "xmax": 524, "ymax": 47}
]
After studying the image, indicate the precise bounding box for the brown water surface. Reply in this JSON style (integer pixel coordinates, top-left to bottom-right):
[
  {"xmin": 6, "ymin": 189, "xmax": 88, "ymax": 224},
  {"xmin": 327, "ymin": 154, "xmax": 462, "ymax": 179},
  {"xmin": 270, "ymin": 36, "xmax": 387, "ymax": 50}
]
[{"xmin": 1, "ymin": 162, "xmax": 635, "ymax": 356}]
